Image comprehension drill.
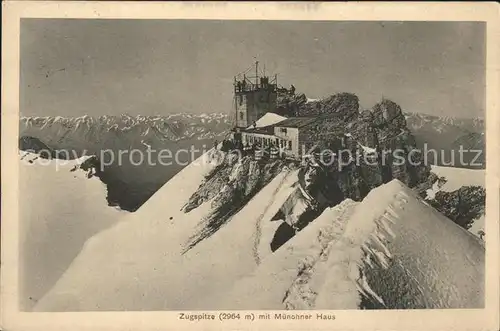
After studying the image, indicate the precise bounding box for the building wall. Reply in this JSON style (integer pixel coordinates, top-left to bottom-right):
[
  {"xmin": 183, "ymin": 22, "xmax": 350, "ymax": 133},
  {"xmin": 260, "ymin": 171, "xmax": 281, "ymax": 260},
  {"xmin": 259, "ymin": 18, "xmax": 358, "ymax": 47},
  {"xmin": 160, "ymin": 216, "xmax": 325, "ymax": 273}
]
[
  {"xmin": 235, "ymin": 89, "xmax": 277, "ymax": 128},
  {"xmin": 242, "ymin": 132, "xmax": 277, "ymax": 147},
  {"xmin": 274, "ymin": 126, "xmax": 300, "ymax": 158},
  {"xmin": 235, "ymin": 93, "xmax": 248, "ymax": 127}
]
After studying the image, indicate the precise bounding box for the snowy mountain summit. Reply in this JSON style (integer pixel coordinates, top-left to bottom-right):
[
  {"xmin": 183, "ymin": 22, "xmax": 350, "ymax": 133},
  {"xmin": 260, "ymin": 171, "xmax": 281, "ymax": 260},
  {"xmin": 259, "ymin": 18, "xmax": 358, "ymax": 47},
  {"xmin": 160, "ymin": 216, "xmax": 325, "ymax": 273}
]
[
  {"xmin": 33, "ymin": 146, "xmax": 484, "ymax": 311},
  {"xmin": 19, "ymin": 151, "xmax": 126, "ymax": 310},
  {"xmin": 24, "ymin": 94, "xmax": 485, "ymax": 311}
]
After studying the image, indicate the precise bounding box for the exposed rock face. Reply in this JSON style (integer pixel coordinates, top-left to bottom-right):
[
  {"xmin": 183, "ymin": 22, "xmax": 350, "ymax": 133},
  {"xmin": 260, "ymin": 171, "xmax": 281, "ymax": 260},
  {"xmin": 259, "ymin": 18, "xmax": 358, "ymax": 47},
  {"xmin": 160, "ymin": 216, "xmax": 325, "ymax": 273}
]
[
  {"xmin": 348, "ymin": 110, "xmax": 378, "ymax": 148},
  {"xmin": 427, "ymin": 186, "xmax": 486, "ymax": 230},
  {"xmin": 75, "ymin": 155, "xmax": 102, "ymax": 179},
  {"xmin": 276, "ymin": 92, "xmax": 359, "ymax": 121},
  {"xmin": 277, "ymin": 93, "xmax": 431, "ymax": 190},
  {"xmin": 182, "ymin": 152, "xmax": 290, "ymax": 252},
  {"xmin": 372, "ymin": 99, "xmax": 407, "ymax": 129},
  {"xmin": 301, "ymin": 96, "xmax": 431, "ymax": 195},
  {"xmin": 414, "ymin": 172, "xmax": 448, "ymax": 197},
  {"xmin": 275, "ymin": 93, "xmax": 308, "ymax": 117},
  {"xmin": 182, "ymin": 94, "xmax": 445, "ymax": 255},
  {"xmin": 320, "ymin": 93, "xmax": 360, "ymax": 119},
  {"xmin": 19, "ymin": 136, "xmax": 55, "ymax": 159}
]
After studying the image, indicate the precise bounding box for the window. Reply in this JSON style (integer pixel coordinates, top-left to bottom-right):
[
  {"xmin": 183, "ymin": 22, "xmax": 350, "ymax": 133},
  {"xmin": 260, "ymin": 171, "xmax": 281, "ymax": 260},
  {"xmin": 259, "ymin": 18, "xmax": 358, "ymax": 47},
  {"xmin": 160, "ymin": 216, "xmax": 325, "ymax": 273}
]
[
  {"xmin": 280, "ymin": 128, "xmax": 288, "ymax": 134},
  {"xmin": 288, "ymin": 141, "xmax": 292, "ymax": 150},
  {"xmin": 239, "ymin": 112, "xmax": 244, "ymax": 120}
]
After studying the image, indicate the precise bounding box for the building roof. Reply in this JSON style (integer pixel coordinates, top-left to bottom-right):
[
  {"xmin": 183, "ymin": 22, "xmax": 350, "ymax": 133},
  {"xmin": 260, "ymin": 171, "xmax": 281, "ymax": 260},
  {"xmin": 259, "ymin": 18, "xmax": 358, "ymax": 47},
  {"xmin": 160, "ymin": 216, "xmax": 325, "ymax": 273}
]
[
  {"xmin": 244, "ymin": 125, "xmax": 275, "ymax": 135},
  {"xmin": 246, "ymin": 113, "xmax": 287, "ymax": 130},
  {"xmin": 243, "ymin": 116, "xmax": 320, "ymax": 135}
]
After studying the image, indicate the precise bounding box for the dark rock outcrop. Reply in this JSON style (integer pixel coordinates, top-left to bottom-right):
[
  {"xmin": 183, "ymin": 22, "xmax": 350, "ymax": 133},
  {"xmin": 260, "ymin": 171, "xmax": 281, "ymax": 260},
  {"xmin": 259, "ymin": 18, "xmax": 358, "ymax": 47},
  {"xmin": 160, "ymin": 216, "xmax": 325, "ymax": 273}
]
[
  {"xmin": 276, "ymin": 92, "xmax": 359, "ymax": 120},
  {"xmin": 319, "ymin": 92, "xmax": 360, "ymax": 119},
  {"xmin": 304, "ymin": 96, "xmax": 431, "ymax": 196},
  {"xmin": 19, "ymin": 136, "xmax": 55, "ymax": 159},
  {"xmin": 427, "ymin": 186, "xmax": 485, "ymax": 230},
  {"xmin": 181, "ymin": 93, "xmax": 460, "ymax": 256},
  {"xmin": 76, "ymin": 155, "xmax": 101, "ymax": 178},
  {"xmin": 414, "ymin": 172, "xmax": 448, "ymax": 198},
  {"xmin": 182, "ymin": 152, "xmax": 291, "ymax": 252},
  {"xmin": 372, "ymin": 99, "xmax": 407, "ymax": 129},
  {"xmin": 275, "ymin": 93, "xmax": 308, "ymax": 117}
]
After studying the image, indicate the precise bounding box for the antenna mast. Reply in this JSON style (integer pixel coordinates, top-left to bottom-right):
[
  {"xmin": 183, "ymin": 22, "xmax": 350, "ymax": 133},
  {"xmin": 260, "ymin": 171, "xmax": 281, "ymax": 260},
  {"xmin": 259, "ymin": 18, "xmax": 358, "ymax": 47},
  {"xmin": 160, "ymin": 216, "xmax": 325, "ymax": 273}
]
[{"xmin": 255, "ymin": 61, "xmax": 259, "ymax": 86}]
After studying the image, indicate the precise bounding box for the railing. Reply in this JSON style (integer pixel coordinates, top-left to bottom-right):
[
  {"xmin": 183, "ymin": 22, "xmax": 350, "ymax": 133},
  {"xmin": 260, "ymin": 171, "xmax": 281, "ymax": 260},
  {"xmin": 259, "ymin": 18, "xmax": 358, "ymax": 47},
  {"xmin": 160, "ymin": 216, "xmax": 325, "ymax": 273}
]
[{"xmin": 234, "ymin": 74, "xmax": 279, "ymax": 93}]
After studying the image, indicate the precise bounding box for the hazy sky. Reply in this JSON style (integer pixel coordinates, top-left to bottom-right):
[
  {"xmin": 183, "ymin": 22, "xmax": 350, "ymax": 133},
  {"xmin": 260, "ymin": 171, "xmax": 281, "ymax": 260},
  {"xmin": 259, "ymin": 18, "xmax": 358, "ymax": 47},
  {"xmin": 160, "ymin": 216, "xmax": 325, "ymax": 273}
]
[{"xmin": 20, "ymin": 19, "xmax": 485, "ymax": 118}]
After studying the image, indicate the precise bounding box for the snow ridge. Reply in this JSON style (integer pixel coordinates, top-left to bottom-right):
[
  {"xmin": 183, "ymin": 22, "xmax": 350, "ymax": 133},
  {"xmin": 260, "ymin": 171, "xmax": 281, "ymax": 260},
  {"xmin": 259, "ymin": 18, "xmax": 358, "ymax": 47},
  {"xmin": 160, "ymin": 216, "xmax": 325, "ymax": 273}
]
[
  {"xmin": 252, "ymin": 169, "xmax": 297, "ymax": 264},
  {"xmin": 315, "ymin": 181, "xmax": 408, "ymax": 309},
  {"xmin": 282, "ymin": 200, "xmax": 356, "ymax": 309}
]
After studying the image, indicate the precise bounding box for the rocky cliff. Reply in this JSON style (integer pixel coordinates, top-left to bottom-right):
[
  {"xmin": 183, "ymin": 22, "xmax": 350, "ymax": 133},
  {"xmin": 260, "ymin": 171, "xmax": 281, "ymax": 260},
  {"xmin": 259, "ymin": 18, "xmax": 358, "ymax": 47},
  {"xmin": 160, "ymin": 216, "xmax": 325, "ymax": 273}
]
[
  {"xmin": 182, "ymin": 94, "xmax": 435, "ymax": 254},
  {"xmin": 426, "ymin": 186, "xmax": 486, "ymax": 230},
  {"xmin": 182, "ymin": 152, "xmax": 291, "ymax": 252}
]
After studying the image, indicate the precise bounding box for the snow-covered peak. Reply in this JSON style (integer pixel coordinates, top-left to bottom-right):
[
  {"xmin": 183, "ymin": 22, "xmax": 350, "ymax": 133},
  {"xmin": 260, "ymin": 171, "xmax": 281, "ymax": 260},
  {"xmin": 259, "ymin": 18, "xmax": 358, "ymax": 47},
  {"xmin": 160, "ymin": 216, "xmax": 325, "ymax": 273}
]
[
  {"xmin": 193, "ymin": 179, "xmax": 484, "ymax": 310},
  {"xmin": 19, "ymin": 150, "xmax": 126, "ymax": 310}
]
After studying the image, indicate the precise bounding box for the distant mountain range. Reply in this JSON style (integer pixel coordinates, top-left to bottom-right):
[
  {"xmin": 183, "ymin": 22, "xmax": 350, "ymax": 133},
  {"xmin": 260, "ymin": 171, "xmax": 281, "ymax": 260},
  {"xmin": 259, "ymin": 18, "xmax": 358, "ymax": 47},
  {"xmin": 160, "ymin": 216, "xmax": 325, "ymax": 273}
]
[
  {"xmin": 19, "ymin": 113, "xmax": 231, "ymax": 210},
  {"xmin": 18, "ymin": 111, "xmax": 484, "ymax": 210},
  {"xmin": 404, "ymin": 113, "xmax": 485, "ymax": 169},
  {"xmin": 20, "ymin": 112, "xmax": 484, "ymax": 160},
  {"xmin": 20, "ymin": 113, "xmax": 230, "ymax": 152}
]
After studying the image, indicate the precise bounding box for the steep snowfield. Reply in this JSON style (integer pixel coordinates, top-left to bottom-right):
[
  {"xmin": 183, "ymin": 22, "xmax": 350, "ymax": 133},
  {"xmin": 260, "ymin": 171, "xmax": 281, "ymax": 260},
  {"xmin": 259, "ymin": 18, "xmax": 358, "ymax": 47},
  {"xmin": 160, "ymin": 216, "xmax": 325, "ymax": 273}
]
[
  {"xmin": 34, "ymin": 162, "xmax": 484, "ymax": 311},
  {"xmin": 431, "ymin": 165, "xmax": 485, "ymax": 191},
  {"xmin": 34, "ymin": 151, "xmax": 301, "ymax": 311},
  {"xmin": 203, "ymin": 180, "xmax": 484, "ymax": 309},
  {"xmin": 196, "ymin": 199, "xmax": 360, "ymax": 310},
  {"xmin": 19, "ymin": 152, "xmax": 126, "ymax": 311},
  {"xmin": 429, "ymin": 165, "xmax": 485, "ymax": 236}
]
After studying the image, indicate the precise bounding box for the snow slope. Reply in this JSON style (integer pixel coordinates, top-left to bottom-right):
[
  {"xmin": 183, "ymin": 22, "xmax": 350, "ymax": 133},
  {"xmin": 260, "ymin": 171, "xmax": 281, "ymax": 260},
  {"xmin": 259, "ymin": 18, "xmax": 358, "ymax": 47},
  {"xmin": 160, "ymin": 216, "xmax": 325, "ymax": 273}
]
[
  {"xmin": 34, "ymin": 151, "xmax": 301, "ymax": 311},
  {"xmin": 34, "ymin": 167, "xmax": 484, "ymax": 310},
  {"xmin": 195, "ymin": 199, "xmax": 360, "ymax": 309},
  {"xmin": 19, "ymin": 152, "xmax": 127, "ymax": 311},
  {"xmin": 431, "ymin": 165, "xmax": 485, "ymax": 191},
  {"xmin": 198, "ymin": 180, "xmax": 484, "ymax": 309}
]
